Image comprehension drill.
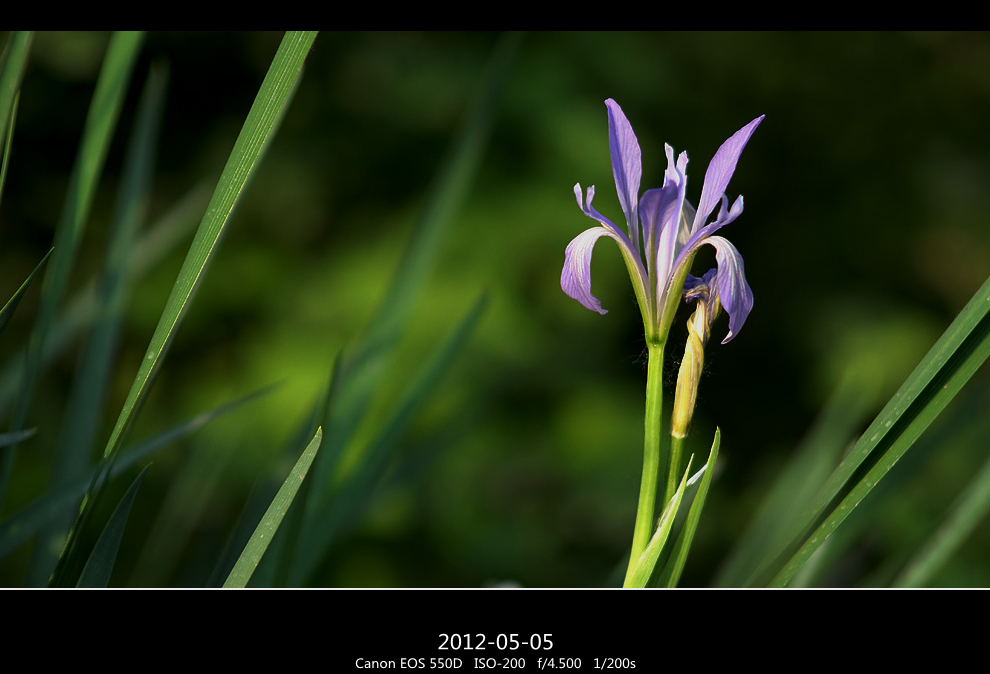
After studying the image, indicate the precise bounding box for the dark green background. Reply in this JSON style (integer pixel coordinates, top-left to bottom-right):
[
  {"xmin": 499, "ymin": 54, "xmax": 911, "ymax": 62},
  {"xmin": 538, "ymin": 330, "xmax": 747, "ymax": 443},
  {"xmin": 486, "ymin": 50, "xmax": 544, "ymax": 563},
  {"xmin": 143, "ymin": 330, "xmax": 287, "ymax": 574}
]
[{"xmin": 3, "ymin": 31, "xmax": 990, "ymax": 586}]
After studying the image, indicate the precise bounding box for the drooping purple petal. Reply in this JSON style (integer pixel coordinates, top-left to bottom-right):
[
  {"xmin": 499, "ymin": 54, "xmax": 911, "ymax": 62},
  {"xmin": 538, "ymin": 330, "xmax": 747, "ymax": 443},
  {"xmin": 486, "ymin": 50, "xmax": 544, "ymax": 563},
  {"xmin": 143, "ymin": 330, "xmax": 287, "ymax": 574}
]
[
  {"xmin": 691, "ymin": 115, "xmax": 764, "ymax": 234},
  {"xmin": 561, "ymin": 227, "xmax": 614, "ymax": 315},
  {"xmin": 605, "ymin": 99, "xmax": 642, "ymax": 249},
  {"xmin": 702, "ymin": 235, "xmax": 753, "ymax": 343}
]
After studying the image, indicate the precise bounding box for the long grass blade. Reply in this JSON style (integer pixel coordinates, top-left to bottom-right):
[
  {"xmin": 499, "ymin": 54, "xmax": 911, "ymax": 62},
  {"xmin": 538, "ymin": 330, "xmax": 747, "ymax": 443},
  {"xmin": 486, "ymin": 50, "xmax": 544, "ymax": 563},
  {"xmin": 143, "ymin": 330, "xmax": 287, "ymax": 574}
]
[
  {"xmin": 223, "ymin": 427, "xmax": 322, "ymax": 588},
  {"xmin": 76, "ymin": 465, "xmax": 150, "ymax": 588},
  {"xmin": 625, "ymin": 458, "xmax": 694, "ymax": 588},
  {"xmin": 0, "ymin": 31, "xmax": 32, "ymax": 159},
  {"xmin": 0, "ymin": 385, "xmax": 274, "ymax": 563},
  {"xmin": 27, "ymin": 63, "xmax": 168, "ymax": 586},
  {"xmin": 766, "ymin": 271, "xmax": 990, "ymax": 587},
  {"xmin": 1, "ymin": 32, "xmax": 144, "ymax": 505},
  {"xmin": 50, "ymin": 31, "xmax": 317, "ymax": 586}
]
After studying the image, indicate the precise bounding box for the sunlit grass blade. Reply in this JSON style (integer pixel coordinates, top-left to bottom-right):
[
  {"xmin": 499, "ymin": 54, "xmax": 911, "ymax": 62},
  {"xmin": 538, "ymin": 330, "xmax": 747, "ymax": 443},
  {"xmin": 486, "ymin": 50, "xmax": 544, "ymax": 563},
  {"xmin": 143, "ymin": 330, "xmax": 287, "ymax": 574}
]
[
  {"xmin": 658, "ymin": 428, "xmax": 720, "ymax": 588},
  {"xmin": 292, "ymin": 294, "xmax": 488, "ymax": 585},
  {"xmin": 625, "ymin": 457, "xmax": 694, "ymax": 588},
  {"xmin": 1, "ymin": 31, "xmax": 144, "ymax": 506},
  {"xmin": 0, "ymin": 385, "xmax": 274, "ymax": 564},
  {"xmin": 0, "ymin": 248, "xmax": 52, "ymax": 339},
  {"xmin": 893, "ymin": 446, "xmax": 990, "ymax": 587},
  {"xmin": 223, "ymin": 427, "xmax": 322, "ymax": 589},
  {"xmin": 76, "ymin": 465, "xmax": 150, "ymax": 588},
  {"xmin": 50, "ymin": 31, "xmax": 317, "ymax": 587},
  {"xmin": 27, "ymin": 63, "xmax": 168, "ymax": 586},
  {"xmin": 766, "ymin": 271, "xmax": 990, "ymax": 587}
]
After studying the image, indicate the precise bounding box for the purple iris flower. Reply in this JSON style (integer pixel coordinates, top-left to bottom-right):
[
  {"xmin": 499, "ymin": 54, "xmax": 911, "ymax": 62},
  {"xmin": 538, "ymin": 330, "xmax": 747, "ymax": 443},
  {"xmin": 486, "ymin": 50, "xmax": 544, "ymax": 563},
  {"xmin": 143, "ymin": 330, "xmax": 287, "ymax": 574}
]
[{"xmin": 562, "ymin": 99, "xmax": 763, "ymax": 344}]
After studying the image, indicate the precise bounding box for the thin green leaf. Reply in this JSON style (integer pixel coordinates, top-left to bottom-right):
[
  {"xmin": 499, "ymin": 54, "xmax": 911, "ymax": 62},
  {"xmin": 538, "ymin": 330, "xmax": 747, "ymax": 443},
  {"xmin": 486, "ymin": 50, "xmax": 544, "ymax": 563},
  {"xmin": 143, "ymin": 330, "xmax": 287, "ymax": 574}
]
[
  {"xmin": 0, "ymin": 385, "xmax": 274, "ymax": 564},
  {"xmin": 28, "ymin": 63, "xmax": 168, "ymax": 587},
  {"xmin": 766, "ymin": 271, "xmax": 990, "ymax": 587},
  {"xmin": 1, "ymin": 32, "xmax": 144, "ymax": 505},
  {"xmin": 625, "ymin": 457, "xmax": 694, "ymax": 589},
  {"xmin": 51, "ymin": 31, "xmax": 316, "ymax": 586},
  {"xmin": 76, "ymin": 465, "xmax": 150, "ymax": 588},
  {"xmin": 291, "ymin": 294, "xmax": 487, "ymax": 585},
  {"xmin": 0, "ymin": 91, "xmax": 18, "ymax": 206},
  {"xmin": 0, "ymin": 248, "xmax": 52, "ymax": 339},
  {"xmin": 223, "ymin": 427, "xmax": 322, "ymax": 589},
  {"xmin": 308, "ymin": 33, "xmax": 519, "ymax": 505},
  {"xmin": 659, "ymin": 428, "xmax": 721, "ymax": 588},
  {"xmin": 894, "ymin": 446, "xmax": 990, "ymax": 587},
  {"xmin": 0, "ymin": 31, "xmax": 32, "ymax": 158}
]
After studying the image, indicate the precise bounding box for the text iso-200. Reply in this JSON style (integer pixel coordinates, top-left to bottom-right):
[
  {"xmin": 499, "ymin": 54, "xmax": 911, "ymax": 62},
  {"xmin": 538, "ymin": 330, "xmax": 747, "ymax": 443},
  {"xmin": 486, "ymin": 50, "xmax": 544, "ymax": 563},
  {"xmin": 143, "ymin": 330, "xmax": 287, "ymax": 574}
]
[{"xmin": 439, "ymin": 634, "xmax": 553, "ymax": 651}]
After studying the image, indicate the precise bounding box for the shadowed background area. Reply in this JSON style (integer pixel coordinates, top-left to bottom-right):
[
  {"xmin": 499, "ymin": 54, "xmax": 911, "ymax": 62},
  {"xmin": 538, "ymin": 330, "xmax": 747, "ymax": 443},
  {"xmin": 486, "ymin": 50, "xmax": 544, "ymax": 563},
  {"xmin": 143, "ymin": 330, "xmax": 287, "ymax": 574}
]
[{"xmin": 2, "ymin": 31, "xmax": 990, "ymax": 586}]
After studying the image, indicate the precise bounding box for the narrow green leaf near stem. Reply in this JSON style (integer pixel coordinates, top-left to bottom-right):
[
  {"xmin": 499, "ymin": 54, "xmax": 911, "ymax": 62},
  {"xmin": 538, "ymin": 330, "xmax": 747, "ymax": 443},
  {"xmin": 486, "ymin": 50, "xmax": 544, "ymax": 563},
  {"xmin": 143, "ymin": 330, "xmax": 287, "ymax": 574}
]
[
  {"xmin": 624, "ymin": 340, "xmax": 665, "ymax": 586},
  {"xmin": 659, "ymin": 428, "xmax": 720, "ymax": 588},
  {"xmin": 224, "ymin": 428, "xmax": 322, "ymax": 589},
  {"xmin": 625, "ymin": 457, "xmax": 693, "ymax": 588}
]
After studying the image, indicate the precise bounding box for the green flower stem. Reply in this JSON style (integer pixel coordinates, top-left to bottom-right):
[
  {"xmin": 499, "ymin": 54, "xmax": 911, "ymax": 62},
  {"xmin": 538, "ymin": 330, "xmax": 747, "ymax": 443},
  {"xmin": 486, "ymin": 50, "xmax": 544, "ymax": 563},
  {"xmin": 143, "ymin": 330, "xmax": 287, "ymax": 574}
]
[{"xmin": 624, "ymin": 340, "xmax": 665, "ymax": 586}]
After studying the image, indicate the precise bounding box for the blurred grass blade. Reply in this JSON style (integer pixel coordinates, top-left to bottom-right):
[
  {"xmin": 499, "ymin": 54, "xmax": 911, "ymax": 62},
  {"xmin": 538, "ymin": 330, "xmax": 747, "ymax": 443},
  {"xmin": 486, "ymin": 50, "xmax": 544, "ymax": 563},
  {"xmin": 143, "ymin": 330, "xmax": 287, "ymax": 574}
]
[
  {"xmin": 0, "ymin": 385, "xmax": 274, "ymax": 563},
  {"xmin": 0, "ymin": 31, "xmax": 32, "ymax": 158},
  {"xmin": 659, "ymin": 428, "xmax": 721, "ymax": 588},
  {"xmin": 0, "ymin": 428, "xmax": 35, "ymax": 448},
  {"xmin": 0, "ymin": 184, "xmax": 208, "ymax": 417},
  {"xmin": 894, "ymin": 447, "xmax": 990, "ymax": 587},
  {"xmin": 223, "ymin": 427, "xmax": 322, "ymax": 589},
  {"xmin": 625, "ymin": 458, "xmax": 693, "ymax": 588},
  {"xmin": 76, "ymin": 465, "xmax": 150, "ymax": 588},
  {"xmin": 310, "ymin": 33, "xmax": 519, "ymax": 503},
  {"xmin": 767, "ymin": 271, "xmax": 990, "ymax": 587},
  {"xmin": 0, "ymin": 248, "xmax": 52, "ymax": 339},
  {"xmin": 28, "ymin": 63, "xmax": 168, "ymax": 586},
  {"xmin": 51, "ymin": 31, "xmax": 317, "ymax": 585},
  {"xmin": 0, "ymin": 92, "xmax": 17, "ymax": 206},
  {"xmin": 715, "ymin": 374, "xmax": 869, "ymax": 587},
  {"xmin": 1, "ymin": 32, "xmax": 144, "ymax": 505},
  {"xmin": 293, "ymin": 294, "xmax": 488, "ymax": 584}
]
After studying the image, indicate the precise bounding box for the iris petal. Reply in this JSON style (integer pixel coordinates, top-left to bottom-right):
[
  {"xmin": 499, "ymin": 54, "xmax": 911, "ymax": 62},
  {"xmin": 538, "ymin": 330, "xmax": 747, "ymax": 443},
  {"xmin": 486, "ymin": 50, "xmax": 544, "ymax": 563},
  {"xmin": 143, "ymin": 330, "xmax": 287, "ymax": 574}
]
[
  {"xmin": 692, "ymin": 116, "xmax": 764, "ymax": 234},
  {"xmin": 606, "ymin": 99, "xmax": 642, "ymax": 249},
  {"xmin": 702, "ymin": 236, "xmax": 753, "ymax": 343}
]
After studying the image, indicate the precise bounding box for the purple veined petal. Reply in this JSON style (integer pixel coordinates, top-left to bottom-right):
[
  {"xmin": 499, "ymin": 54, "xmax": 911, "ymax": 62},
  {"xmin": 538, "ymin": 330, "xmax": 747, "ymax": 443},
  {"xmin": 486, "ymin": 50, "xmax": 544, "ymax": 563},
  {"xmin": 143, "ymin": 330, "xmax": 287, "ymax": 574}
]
[
  {"xmin": 691, "ymin": 115, "xmax": 764, "ymax": 233},
  {"xmin": 702, "ymin": 235, "xmax": 753, "ymax": 343},
  {"xmin": 561, "ymin": 227, "xmax": 618, "ymax": 315},
  {"xmin": 653, "ymin": 147, "xmax": 690, "ymax": 289},
  {"xmin": 605, "ymin": 99, "xmax": 642, "ymax": 249}
]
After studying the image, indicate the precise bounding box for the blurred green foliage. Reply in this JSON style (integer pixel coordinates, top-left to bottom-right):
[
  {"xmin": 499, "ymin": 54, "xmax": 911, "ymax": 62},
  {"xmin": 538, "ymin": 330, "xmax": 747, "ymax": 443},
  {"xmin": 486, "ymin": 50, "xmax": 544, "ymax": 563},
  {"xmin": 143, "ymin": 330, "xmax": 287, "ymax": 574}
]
[{"xmin": 3, "ymin": 31, "xmax": 990, "ymax": 586}]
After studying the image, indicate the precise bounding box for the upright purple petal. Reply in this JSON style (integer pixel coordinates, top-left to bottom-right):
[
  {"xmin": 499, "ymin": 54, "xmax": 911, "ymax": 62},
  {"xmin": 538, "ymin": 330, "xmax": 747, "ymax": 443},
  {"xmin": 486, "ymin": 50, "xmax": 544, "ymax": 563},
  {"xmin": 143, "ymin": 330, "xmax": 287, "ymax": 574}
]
[
  {"xmin": 691, "ymin": 115, "xmax": 764, "ymax": 233},
  {"xmin": 605, "ymin": 99, "xmax": 642, "ymax": 249},
  {"xmin": 702, "ymin": 236, "xmax": 753, "ymax": 343}
]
